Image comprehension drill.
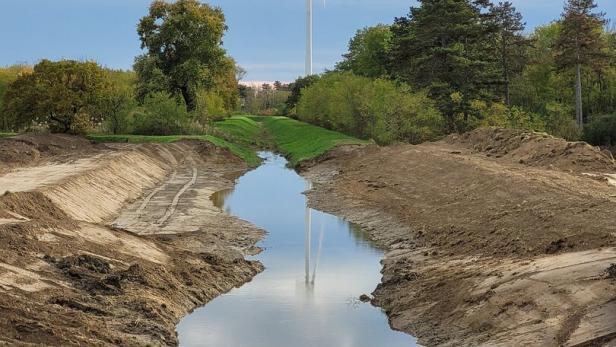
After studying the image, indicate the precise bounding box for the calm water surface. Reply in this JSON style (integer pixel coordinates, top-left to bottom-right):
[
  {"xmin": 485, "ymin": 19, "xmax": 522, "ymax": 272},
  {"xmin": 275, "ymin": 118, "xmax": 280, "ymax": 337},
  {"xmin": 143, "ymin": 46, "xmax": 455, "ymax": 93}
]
[{"xmin": 177, "ymin": 152, "xmax": 418, "ymax": 347}]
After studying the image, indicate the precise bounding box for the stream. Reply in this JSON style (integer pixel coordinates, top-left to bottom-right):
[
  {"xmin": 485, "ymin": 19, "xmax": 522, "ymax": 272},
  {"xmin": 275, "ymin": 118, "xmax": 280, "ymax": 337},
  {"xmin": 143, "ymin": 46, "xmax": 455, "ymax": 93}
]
[{"xmin": 177, "ymin": 152, "xmax": 418, "ymax": 346}]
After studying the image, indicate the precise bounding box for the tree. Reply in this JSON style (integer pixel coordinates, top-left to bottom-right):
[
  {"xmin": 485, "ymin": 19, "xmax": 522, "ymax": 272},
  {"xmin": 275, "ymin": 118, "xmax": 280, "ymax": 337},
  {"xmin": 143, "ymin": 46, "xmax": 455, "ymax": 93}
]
[
  {"xmin": 135, "ymin": 0, "xmax": 228, "ymax": 112},
  {"xmin": 554, "ymin": 0, "xmax": 607, "ymax": 128},
  {"xmin": 336, "ymin": 25, "xmax": 393, "ymax": 78},
  {"xmin": 489, "ymin": 1, "xmax": 532, "ymax": 109},
  {"xmin": 285, "ymin": 75, "xmax": 321, "ymax": 114},
  {"xmin": 390, "ymin": 0, "xmax": 498, "ymax": 131},
  {"xmin": 100, "ymin": 86, "xmax": 135, "ymax": 135},
  {"xmin": 2, "ymin": 60, "xmax": 109, "ymax": 133}
]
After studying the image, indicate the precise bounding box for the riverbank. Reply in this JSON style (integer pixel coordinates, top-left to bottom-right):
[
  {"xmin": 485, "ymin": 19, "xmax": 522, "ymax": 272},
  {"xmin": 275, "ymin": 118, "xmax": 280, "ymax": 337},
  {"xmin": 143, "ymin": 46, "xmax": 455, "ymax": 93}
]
[
  {"xmin": 303, "ymin": 128, "xmax": 616, "ymax": 346},
  {"xmin": 0, "ymin": 134, "xmax": 264, "ymax": 346}
]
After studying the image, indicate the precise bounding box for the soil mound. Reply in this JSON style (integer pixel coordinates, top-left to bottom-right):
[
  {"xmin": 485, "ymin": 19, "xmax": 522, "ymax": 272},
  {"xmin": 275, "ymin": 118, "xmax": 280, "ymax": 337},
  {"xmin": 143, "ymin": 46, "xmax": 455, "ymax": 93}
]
[
  {"xmin": 448, "ymin": 127, "xmax": 616, "ymax": 173},
  {"xmin": 0, "ymin": 133, "xmax": 98, "ymax": 168}
]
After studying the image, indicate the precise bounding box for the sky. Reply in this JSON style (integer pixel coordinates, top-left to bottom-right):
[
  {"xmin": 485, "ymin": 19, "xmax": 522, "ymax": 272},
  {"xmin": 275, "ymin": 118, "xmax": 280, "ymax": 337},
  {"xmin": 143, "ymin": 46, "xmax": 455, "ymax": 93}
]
[{"xmin": 0, "ymin": 0, "xmax": 614, "ymax": 82}]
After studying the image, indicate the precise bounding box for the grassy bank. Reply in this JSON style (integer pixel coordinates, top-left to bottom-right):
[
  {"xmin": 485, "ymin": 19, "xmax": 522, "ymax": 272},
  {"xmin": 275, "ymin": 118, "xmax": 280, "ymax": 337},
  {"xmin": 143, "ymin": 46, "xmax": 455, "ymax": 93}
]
[
  {"xmin": 71, "ymin": 116, "xmax": 364, "ymax": 168},
  {"xmin": 87, "ymin": 134, "xmax": 261, "ymax": 167},
  {"xmin": 0, "ymin": 133, "xmax": 16, "ymax": 138},
  {"xmin": 256, "ymin": 116, "xmax": 366, "ymax": 166},
  {"xmin": 213, "ymin": 116, "xmax": 271, "ymax": 148}
]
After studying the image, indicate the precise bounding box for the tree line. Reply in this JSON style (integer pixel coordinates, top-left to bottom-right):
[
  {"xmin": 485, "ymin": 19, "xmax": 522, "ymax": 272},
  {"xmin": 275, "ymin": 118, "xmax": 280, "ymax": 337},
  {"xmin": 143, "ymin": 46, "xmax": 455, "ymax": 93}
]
[
  {"xmin": 0, "ymin": 0, "xmax": 241, "ymax": 135},
  {"xmin": 290, "ymin": 0, "xmax": 616, "ymax": 147}
]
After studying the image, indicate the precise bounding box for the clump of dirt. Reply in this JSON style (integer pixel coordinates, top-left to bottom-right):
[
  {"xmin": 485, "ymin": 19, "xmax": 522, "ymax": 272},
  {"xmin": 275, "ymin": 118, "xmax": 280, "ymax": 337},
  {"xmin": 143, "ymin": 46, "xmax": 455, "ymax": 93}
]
[
  {"xmin": 448, "ymin": 127, "xmax": 616, "ymax": 173},
  {"xmin": 606, "ymin": 264, "xmax": 616, "ymax": 279},
  {"xmin": 0, "ymin": 191, "xmax": 75, "ymax": 225},
  {"xmin": 0, "ymin": 133, "xmax": 100, "ymax": 171}
]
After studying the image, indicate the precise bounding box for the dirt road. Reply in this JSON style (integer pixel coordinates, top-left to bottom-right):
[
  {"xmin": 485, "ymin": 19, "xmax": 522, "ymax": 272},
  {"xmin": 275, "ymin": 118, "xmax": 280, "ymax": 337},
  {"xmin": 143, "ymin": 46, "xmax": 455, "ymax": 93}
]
[
  {"xmin": 0, "ymin": 135, "xmax": 263, "ymax": 346},
  {"xmin": 304, "ymin": 128, "xmax": 616, "ymax": 346}
]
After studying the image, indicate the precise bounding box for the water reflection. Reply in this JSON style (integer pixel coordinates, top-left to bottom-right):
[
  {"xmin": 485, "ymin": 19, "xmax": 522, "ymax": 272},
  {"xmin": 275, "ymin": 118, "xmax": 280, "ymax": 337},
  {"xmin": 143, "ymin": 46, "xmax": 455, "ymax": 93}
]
[{"xmin": 178, "ymin": 152, "xmax": 418, "ymax": 347}]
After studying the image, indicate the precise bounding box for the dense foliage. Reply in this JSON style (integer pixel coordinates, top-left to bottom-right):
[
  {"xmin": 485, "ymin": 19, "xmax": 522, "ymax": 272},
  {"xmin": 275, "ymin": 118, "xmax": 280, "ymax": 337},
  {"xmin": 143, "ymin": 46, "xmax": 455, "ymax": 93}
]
[
  {"xmin": 135, "ymin": 0, "xmax": 234, "ymax": 112},
  {"xmin": 242, "ymin": 83, "xmax": 290, "ymax": 116},
  {"xmin": 291, "ymin": 0, "xmax": 615, "ymax": 147},
  {"xmin": 297, "ymin": 72, "xmax": 443, "ymax": 145},
  {"xmin": 584, "ymin": 114, "xmax": 616, "ymax": 147},
  {"xmin": 0, "ymin": 1, "xmax": 241, "ymax": 135},
  {"xmin": 0, "ymin": 65, "xmax": 32, "ymax": 130},
  {"xmin": 1, "ymin": 60, "xmax": 111, "ymax": 133}
]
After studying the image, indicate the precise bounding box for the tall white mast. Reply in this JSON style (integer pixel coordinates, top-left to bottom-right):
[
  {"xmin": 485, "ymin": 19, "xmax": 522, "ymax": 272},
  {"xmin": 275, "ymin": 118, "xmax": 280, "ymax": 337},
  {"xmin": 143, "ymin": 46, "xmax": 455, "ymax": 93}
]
[{"xmin": 305, "ymin": 0, "xmax": 313, "ymax": 76}]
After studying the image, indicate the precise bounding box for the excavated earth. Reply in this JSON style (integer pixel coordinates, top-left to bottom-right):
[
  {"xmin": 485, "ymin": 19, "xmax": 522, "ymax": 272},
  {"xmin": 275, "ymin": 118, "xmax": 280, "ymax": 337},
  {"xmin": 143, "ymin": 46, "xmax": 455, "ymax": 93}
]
[
  {"xmin": 303, "ymin": 128, "xmax": 616, "ymax": 347},
  {"xmin": 0, "ymin": 134, "xmax": 264, "ymax": 346}
]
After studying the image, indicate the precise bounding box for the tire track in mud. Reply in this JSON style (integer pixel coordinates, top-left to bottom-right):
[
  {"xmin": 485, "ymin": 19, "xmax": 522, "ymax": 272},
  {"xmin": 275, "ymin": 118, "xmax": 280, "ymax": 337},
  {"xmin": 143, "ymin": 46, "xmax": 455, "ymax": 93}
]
[
  {"xmin": 136, "ymin": 170, "xmax": 178, "ymax": 216},
  {"xmin": 156, "ymin": 166, "xmax": 198, "ymax": 226}
]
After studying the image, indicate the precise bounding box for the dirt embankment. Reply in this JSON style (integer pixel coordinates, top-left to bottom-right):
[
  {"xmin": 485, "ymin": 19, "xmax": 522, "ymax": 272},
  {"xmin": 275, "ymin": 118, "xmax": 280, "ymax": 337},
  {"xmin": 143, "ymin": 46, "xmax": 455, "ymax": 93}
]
[
  {"xmin": 0, "ymin": 135, "xmax": 264, "ymax": 346},
  {"xmin": 304, "ymin": 128, "xmax": 616, "ymax": 347}
]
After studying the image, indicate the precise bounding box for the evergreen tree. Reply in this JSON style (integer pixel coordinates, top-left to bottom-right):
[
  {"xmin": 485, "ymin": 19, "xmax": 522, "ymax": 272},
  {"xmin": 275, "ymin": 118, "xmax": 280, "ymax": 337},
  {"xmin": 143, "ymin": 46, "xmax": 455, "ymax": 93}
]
[
  {"xmin": 489, "ymin": 1, "xmax": 532, "ymax": 109},
  {"xmin": 554, "ymin": 0, "xmax": 607, "ymax": 128},
  {"xmin": 390, "ymin": 0, "xmax": 497, "ymax": 131},
  {"xmin": 336, "ymin": 25, "xmax": 393, "ymax": 78}
]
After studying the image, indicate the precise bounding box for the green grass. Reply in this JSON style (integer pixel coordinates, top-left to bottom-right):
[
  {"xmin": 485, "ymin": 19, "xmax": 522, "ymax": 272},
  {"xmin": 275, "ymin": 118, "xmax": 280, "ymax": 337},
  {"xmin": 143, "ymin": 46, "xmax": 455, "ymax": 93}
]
[
  {"xmin": 0, "ymin": 133, "xmax": 16, "ymax": 138},
  {"xmin": 87, "ymin": 134, "xmax": 261, "ymax": 167},
  {"xmin": 214, "ymin": 116, "xmax": 268, "ymax": 147},
  {"xmin": 257, "ymin": 116, "xmax": 366, "ymax": 166},
  {"xmin": 86, "ymin": 116, "xmax": 364, "ymax": 168}
]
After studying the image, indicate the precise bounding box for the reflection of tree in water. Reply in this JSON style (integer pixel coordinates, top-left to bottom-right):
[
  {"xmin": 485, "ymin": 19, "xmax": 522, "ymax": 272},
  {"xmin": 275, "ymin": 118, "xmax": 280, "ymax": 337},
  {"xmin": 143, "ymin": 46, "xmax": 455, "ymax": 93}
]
[
  {"xmin": 347, "ymin": 222, "xmax": 382, "ymax": 250},
  {"xmin": 210, "ymin": 188, "xmax": 234, "ymax": 209}
]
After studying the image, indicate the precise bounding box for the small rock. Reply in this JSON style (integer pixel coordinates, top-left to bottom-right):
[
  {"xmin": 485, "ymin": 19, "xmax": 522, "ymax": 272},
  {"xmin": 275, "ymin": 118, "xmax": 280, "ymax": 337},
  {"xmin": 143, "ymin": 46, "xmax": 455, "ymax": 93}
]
[{"xmin": 359, "ymin": 294, "xmax": 371, "ymax": 303}]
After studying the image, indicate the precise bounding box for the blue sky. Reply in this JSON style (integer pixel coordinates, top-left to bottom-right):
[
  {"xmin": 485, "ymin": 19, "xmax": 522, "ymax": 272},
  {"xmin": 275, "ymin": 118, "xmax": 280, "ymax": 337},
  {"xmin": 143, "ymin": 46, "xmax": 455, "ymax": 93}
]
[{"xmin": 0, "ymin": 0, "xmax": 614, "ymax": 81}]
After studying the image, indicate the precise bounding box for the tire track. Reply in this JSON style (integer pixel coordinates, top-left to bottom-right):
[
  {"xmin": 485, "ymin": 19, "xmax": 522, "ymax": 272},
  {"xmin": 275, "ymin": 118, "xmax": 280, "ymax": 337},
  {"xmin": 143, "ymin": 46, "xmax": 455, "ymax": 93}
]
[
  {"xmin": 135, "ymin": 170, "xmax": 177, "ymax": 217},
  {"xmin": 156, "ymin": 166, "xmax": 198, "ymax": 226}
]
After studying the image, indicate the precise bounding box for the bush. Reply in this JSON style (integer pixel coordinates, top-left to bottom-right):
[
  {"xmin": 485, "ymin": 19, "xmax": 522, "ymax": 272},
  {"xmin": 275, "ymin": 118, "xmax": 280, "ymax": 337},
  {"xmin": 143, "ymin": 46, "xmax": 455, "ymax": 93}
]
[
  {"xmin": 544, "ymin": 102, "xmax": 582, "ymax": 141},
  {"xmin": 132, "ymin": 93, "xmax": 193, "ymax": 136},
  {"xmin": 296, "ymin": 72, "xmax": 443, "ymax": 145},
  {"xmin": 584, "ymin": 114, "xmax": 616, "ymax": 147},
  {"xmin": 194, "ymin": 90, "xmax": 228, "ymax": 122},
  {"xmin": 471, "ymin": 101, "xmax": 545, "ymax": 132}
]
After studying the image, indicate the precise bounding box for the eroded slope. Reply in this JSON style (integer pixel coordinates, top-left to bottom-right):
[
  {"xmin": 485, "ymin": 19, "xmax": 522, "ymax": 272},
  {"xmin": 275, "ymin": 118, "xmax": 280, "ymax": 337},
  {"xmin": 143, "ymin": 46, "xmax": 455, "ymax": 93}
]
[
  {"xmin": 0, "ymin": 136, "xmax": 263, "ymax": 346},
  {"xmin": 304, "ymin": 129, "xmax": 616, "ymax": 346}
]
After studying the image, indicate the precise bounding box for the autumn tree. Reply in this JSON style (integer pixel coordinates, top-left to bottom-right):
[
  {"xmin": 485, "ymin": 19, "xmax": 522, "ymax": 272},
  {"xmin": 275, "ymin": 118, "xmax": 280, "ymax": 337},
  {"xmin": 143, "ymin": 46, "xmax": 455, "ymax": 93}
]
[
  {"xmin": 2, "ymin": 60, "xmax": 110, "ymax": 133},
  {"xmin": 554, "ymin": 0, "xmax": 607, "ymax": 127},
  {"xmin": 135, "ymin": 0, "xmax": 229, "ymax": 112}
]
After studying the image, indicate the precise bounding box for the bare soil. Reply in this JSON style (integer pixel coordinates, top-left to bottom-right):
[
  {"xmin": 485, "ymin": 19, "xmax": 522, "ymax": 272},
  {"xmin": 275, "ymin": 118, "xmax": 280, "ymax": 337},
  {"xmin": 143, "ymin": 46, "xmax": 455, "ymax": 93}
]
[
  {"xmin": 304, "ymin": 128, "xmax": 616, "ymax": 347},
  {"xmin": 0, "ymin": 135, "xmax": 263, "ymax": 346}
]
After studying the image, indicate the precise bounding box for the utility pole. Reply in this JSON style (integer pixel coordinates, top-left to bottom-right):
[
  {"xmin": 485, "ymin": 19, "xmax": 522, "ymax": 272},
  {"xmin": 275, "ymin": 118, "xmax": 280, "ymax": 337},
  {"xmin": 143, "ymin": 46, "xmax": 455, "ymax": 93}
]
[{"xmin": 306, "ymin": 0, "xmax": 313, "ymax": 76}]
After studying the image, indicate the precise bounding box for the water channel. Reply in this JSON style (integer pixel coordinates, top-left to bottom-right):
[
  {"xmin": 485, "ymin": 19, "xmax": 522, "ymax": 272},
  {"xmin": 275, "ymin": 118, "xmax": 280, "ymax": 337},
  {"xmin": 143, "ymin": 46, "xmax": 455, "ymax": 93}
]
[{"xmin": 177, "ymin": 152, "xmax": 418, "ymax": 347}]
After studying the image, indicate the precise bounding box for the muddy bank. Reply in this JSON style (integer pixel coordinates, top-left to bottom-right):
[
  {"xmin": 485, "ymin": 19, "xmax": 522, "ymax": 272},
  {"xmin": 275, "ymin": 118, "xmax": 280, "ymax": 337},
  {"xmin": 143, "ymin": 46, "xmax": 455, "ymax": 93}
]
[
  {"xmin": 0, "ymin": 136, "xmax": 264, "ymax": 346},
  {"xmin": 303, "ymin": 129, "xmax": 616, "ymax": 346}
]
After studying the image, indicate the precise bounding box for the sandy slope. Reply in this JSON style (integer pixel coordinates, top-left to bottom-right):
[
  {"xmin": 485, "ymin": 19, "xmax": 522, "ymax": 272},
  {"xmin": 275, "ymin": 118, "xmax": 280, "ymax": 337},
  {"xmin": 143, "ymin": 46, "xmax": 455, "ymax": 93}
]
[
  {"xmin": 0, "ymin": 136, "xmax": 263, "ymax": 346},
  {"xmin": 304, "ymin": 129, "xmax": 616, "ymax": 347}
]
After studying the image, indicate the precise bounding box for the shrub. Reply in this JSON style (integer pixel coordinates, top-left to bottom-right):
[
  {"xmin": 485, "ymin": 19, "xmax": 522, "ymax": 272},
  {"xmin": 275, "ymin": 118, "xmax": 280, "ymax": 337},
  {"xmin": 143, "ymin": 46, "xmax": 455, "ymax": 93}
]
[
  {"xmin": 296, "ymin": 72, "xmax": 443, "ymax": 145},
  {"xmin": 471, "ymin": 101, "xmax": 545, "ymax": 132},
  {"xmin": 132, "ymin": 93, "xmax": 192, "ymax": 136},
  {"xmin": 194, "ymin": 90, "xmax": 228, "ymax": 122},
  {"xmin": 544, "ymin": 102, "xmax": 582, "ymax": 141},
  {"xmin": 584, "ymin": 114, "xmax": 616, "ymax": 147}
]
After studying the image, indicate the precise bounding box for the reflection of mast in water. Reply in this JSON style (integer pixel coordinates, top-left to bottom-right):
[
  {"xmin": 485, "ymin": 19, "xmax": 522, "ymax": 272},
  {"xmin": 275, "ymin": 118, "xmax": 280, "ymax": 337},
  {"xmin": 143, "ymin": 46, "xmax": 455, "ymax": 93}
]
[
  {"xmin": 305, "ymin": 182, "xmax": 312, "ymax": 285},
  {"xmin": 311, "ymin": 220, "xmax": 324, "ymax": 285},
  {"xmin": 305, "ymin": 181, "xmax": 325, "ymax": 287}
]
